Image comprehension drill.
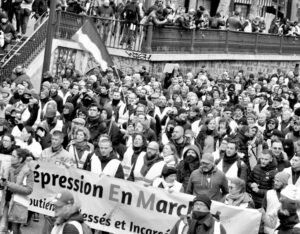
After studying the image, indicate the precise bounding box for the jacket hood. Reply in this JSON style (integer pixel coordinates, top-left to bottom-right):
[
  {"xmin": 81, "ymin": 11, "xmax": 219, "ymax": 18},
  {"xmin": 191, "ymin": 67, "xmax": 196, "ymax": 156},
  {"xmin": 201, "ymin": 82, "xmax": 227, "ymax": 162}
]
[{"xmin": 182, "ymin": 145, "xmax": 200, "ymax": 159}]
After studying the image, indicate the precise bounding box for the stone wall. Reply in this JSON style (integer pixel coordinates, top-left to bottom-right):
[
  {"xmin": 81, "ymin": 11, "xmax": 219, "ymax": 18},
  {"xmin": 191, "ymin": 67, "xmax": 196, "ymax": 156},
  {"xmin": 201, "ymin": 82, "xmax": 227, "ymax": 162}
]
[{"xmin": 112, "ymin": 55, "xmax": 298, "ymax": 78}]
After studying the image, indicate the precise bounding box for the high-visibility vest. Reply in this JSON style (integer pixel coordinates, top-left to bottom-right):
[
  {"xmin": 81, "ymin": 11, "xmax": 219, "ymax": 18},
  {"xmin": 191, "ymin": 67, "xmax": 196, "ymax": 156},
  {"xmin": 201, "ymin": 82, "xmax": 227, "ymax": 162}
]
[{"xmin": 133, "ymin": 154, "xmax": 165, "ymax": 184}]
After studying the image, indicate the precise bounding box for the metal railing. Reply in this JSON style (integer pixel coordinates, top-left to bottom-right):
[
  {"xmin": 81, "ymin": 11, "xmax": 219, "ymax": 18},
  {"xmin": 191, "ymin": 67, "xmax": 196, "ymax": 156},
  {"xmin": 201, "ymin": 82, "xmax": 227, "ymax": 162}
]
[
  {"xmin": 56, "ymin": 11, "xmax": 147, "ymax": 52},
  {"xmin": 0, "ymin": 16, "xmax": 49, "ymax": 78},
  {"xmin": 149, "ymin": 26, "xmax": 300, "ymax": 55}
]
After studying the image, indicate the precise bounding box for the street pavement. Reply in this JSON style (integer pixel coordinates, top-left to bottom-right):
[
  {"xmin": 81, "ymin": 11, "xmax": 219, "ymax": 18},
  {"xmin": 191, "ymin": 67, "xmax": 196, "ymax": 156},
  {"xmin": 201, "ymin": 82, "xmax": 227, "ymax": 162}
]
[{"xmin": 21, "ymin": 215, "xmax": 44, "ymax": 234}]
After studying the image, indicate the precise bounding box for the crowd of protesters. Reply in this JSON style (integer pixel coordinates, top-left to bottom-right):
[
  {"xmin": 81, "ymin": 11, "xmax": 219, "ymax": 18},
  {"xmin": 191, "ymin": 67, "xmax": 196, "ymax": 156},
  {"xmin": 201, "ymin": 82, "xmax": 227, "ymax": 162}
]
[{"xmin": 1, "ymin": 61, "xmax": 300, "ymax": 234}]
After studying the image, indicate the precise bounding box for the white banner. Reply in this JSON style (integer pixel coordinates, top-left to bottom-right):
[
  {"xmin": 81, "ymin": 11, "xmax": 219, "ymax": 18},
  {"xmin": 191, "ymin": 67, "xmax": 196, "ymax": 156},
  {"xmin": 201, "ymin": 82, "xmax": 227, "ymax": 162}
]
[{"xmin": 29, "ymin": 162, "xmax": 261, "ymax": 234}]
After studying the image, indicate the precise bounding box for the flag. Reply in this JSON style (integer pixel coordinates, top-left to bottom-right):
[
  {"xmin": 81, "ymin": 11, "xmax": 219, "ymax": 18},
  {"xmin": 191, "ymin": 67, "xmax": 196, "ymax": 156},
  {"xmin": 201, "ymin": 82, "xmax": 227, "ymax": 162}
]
[{"xmin": 72, "ymin": 19, "xmax": 113, "ymax": 71}]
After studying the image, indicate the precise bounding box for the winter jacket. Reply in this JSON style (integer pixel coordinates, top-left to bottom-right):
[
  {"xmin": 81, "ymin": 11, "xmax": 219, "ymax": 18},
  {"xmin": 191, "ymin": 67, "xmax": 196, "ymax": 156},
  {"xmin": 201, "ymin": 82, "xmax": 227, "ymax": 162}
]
[
  {"xmin": 6, "ymin": 161, "xmax": 34, "ymax": 224},
  {"xmin": 186, "ymin": 166, "xmax": 229, "ymax": 201},
  {"xmin": 176, "ymin": 145, "xmax": 200, "ymax": 191},
  {"xmin": 50, "ymin": 206, "xmax": 90, "ymax": 234},
  {"xmin": 247, "ymin": 160, "xmax": 277, "ymax": 208},
  {"xmin": 170, "ymin": 214, "xmax": 226, "ymax": 234}
]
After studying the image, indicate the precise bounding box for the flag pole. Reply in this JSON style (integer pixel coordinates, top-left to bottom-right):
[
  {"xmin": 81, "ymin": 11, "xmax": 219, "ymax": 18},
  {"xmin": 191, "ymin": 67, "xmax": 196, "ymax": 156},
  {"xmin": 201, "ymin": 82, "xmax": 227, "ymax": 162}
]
[{"xmin": 42, "ymin": 0, "xmax": 58, "ymax": 74}]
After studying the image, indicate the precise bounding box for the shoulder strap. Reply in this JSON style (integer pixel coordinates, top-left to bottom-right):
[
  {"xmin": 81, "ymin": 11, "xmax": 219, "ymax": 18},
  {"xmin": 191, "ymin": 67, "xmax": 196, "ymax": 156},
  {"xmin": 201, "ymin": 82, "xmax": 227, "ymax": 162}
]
[{"xmin": 66, "ymin": 221, "xmax": 83, "ymax": 234}]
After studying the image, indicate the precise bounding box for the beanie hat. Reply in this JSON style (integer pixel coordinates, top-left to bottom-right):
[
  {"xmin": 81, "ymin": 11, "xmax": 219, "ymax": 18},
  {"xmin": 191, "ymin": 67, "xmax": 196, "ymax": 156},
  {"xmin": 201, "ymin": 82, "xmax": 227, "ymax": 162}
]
[
  {"xmin": 162, "ymin": 166, "xmax": 177, "ymax": 178},
  {"xmin": 30, "ymin": 89, "xmax": 40, "ymax": 100},
  {"xmin": 72, "ymin": 118, "xmax": 86, "ymax": 126},
  {"xmin": 275, "ymin": 171, "xmax": 290, "ymax": 185},
  {"xmin": 50, "ymin": 83, "xmax": 59, "ymax": 90},
  {"xmin": 64, "ymin": 102, "xmax": 74, "ymax": 114},
  {"xmin": 42, "ymin": 81, "xmax": 51, "ymax": 90},
  {"xmin": 201, "ymin": 153, "xmax": 214, "ymax": 164},
  {"xmin": 281, "ymin": 184, "xmax": 300, "ymax": 201},
  {"xmin": 193, "ymin": 194, "xmax": 212, "ymax": 209},
  {"xmin": 203, "ymin": 100, "xmax": 212, "ymax": 107}
]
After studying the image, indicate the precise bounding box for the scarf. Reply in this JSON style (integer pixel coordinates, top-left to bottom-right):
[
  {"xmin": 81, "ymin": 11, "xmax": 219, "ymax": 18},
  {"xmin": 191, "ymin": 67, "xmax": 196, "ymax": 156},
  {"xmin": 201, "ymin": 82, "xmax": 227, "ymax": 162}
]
[
  {"xmin": 9, "ymin": 162, "xmax": 25, "ymax": 183},
  {"xmin": 226, "ymin": 192, "xmax": 251, "ymax": 206},
  {"xmin": 223, "ymin": 153, "xmax": 238, "ymax": 164},
  {"xmin": 187, "ymin": 212, "xmax": 211, "ymax": 234},
  {"xmin": 140, "ymin": 154, "xmax": 160, "ymax": 177}
]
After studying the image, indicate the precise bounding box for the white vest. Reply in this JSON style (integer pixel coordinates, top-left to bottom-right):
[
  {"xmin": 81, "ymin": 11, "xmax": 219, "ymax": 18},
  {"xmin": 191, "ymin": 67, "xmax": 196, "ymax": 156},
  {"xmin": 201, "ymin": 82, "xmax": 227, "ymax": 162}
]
[
  {"xmin": 122, "ymin": 148, "xmax": 145, "ymax": 179},
  {"xmin": 283, "ymin": 167, "xmax": 300, "ymax": 187},
  {"xmin": 68, "ymin": 145, "xmax": 92, "ymax": 169},
  {"xmin": 152, "ymin": 178, "xmax": 183, "ymax": 192},
  {"xmin": 133, "ymin": 154, "xmax": 165, "ymax": 184},
  {"xmin": 264, "ymin": 189, "xmax": 281, "ymax": 234},
  {"xmin": 217, "ymin": 159, "xmax": 238, "ymax": 179},
  {"xmin": 177, "ymin": 217, "xmax": 221, "ymax": 234},
  {"xmin": 90, "ymin": 155, "xmax": 121, "ymax": 177},
  {"xmin": 51, "ymin": 221, "xmax": 83, "ymax": 234}
]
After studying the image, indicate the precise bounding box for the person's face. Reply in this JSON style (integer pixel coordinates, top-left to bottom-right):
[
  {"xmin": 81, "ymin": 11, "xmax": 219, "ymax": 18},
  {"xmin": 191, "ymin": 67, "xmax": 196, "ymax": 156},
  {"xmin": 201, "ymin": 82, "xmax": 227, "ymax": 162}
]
[
  {"xmin": 2, "ymin": 136, "xmax": 12, "ymax": 149},
  {"xmin": 76, "ymin": 131, "xmax": 85, "ymax": 142},
  {"xmin": 272, "ymin": 142, "xmax": 282, "ymax": 157},
  {"xmin": 159, "ymin": 96, "xmax": 167, "ymax": 106},
  {"xmin": 99, "ymin": 142, "xmax": 112, "ymax": 157},
  {"xmin": 172, "ymin": 127, "xmax": 182, "ymax": 140},
  {"xmin": 21, "ymin": 128, "xmax": 30, "ymax": 142},
  {"xmin": 51, "ymin": 135, "xmax": 63, "ymax": 148},
  {"xmin": 260, "ymin": 97, "xmax": 267, "ymax": 105},
  {"xmin": 133, "ymin": 135, "xmax": 143, "ymax": 147},
  {"xmin": 248, "ymin": 127, "xmax": 257, "ymax": 137},
  {"xmin": 134, "ymin": 123, "xmax": 144, "ymax": 134},
  {"xmin": 172, "ymin": 78, "xmax": 178, "ymax": 86},
  {"xmin": 63, "ymin": 80, "xmax": 70, "ymax": 90},
  {"xmin": 146, "ymin": 144, "xmax": 158, "ymax": 158},
  {"xmin": 228, "ymin": 182, "xmax": 240, "ymax": 196},
  {"xmin": 260, "ymin": 153, "xmax": 272, "ymax": 167},
  {"xmin": 200, "ymin": 161, "xmax": 213, "ymax": 172},
  {"xmin": 163, "ymin": 144, "xmax": 173, "ymax": 156},
  {"xmin": 226, "ymin": 143, "xmax": 237, "ymax": 157},
  {"xmin": 234, "ymin": 109, "xmax": 243, "ymax": 118},
  {"xmin": 273, "ymin": 177, "xmax": 284, "ymax": 190},
  {"xmin": 247, "ymin": 117, "xmax": 255, "ymax": 125},
  {"xmin": 101, "ymin": 110, "xmax": 108, "ymax": 120},
  {"xmin": 136, "ymin": 107, "xmax": 145, "ymax": 115},
  {"xmin": 247, "ymin": 103, "xmax": 254, "ymax": 113},
  {"xmin": 88, "ymin": 107, "xmax": 99, "ymax": 118},
  {"xmin": 113, "ymin": 92, "xmax": 121, "ymax": 100},
  {"xmin": 54, "ymin": 204, "xmax": 67, "ymax": 218},
  {"xmin": 207, "ymin": 120, "xmax": 216, "ymax": 130},
  {"xmin": 165, "ymin": 174, "xmax": 176, "ymax": 183},
  {"xmin": 258, "ymin": 115, "xmax": 266, "ymax": 124},
  {"xmin": 193, "ymin": 201, "xmax": 210, "ymax": 212},
  {"xmin": 72, "ymin": 85, "xmax": 79, "ymax": 95},
  {"xmin": 17, "ymin": 85, "xmax": 25, "ymax": 95},
  {"xmin": 268, "ymin": 121, "xmax": 276, "ymax": 130},
  {"xmin": 11, "ymin": 150, "xmax": 22, "ymax": 166},
  {"xmin": 223, "ymin": 111, "xmax": 232, "ymax": 119},
  {"xmin": 128, "ymin": 94, "xmax": 136, "ymax": 105},
  {"xmin": 291, "ymin": 156, "xmax": 300, "ymax": 170}
]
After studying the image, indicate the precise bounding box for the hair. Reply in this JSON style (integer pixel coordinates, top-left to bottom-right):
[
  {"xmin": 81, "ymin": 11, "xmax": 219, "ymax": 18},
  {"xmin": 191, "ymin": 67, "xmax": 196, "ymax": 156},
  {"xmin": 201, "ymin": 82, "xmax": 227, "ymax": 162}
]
[
  {"xmin": 272, "ymin": 139, "xmax": 283, "ymax": 146},
  {"xmin": 52, "ymin": 130, "xmax": 64, "ymax": 140},
  {"xmin": 24, "ymin": 126, "xmax": 35, "ymax": 145},
  {"xmin": 227, "ymin": 139, "xmax": 238, "ymax": 151},
  {"xmin": 99, "ymin": 138, "xmax": 112, "ymax": 147},
  {"xmin": 2, "ymin": 133, "xmax": 15, "ymax": 145},
  {"xmin": 230, "ymin": 177, "xmax": 246, "ymax": 193},
  {"xmin": 75, "ymin": 126, "xmax": 90, "ymax": 141},
  {"xmin": 262, "ymin": 149, "xmax": 272, "ymax": 157},
  {"xmin": 132, "ymin": 133, "xmax": 147, "ymax": 150},
  {"xmin": 14, "ymin": 148, "xmax": 34, "ymax": 163},
  {"xmin": 164, "ymin": 143, "xmax": 179, "ymax": 164}
]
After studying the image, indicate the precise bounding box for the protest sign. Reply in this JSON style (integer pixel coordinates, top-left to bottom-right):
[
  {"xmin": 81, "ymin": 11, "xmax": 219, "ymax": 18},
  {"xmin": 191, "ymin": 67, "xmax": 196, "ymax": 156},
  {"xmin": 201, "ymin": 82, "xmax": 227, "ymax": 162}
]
[
  {"xmin": 211, "ymin": 201, "xmax": 262, "ymax": 234},
  {"xmin": 29, "ymin": 162, "xmax": 261, "ymax": 234}
]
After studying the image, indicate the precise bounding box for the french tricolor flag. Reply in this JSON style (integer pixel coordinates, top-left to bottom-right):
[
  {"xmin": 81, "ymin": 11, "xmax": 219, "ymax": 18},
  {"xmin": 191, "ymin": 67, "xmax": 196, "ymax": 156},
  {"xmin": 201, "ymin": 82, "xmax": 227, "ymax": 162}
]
[{"xmin": 72, "ymin": 19, "xmax": 113, "ymax": 71}]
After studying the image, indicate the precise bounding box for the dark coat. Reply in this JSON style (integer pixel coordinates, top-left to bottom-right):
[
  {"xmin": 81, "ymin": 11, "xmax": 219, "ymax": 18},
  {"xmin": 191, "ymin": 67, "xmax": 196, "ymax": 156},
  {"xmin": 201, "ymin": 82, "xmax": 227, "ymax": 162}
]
[{"xmin": 247, "ymin": 160, "xmax": 277, "ymax": 208}]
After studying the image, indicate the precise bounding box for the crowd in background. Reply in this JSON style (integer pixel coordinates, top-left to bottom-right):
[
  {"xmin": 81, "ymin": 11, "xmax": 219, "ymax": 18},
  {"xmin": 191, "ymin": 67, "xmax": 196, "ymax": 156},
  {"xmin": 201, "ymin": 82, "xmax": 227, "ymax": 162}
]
[{"xmin": 0, "ymin": 61, "xmax": 300, "ymax": 234}]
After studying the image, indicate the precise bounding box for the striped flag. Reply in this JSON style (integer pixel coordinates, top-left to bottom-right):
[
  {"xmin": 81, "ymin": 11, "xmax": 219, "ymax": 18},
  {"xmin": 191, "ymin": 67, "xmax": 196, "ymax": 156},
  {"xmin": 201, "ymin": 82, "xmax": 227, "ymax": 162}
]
[{"xmin": 72, "ymin": 19, "xmax": 113, "ymax": 71}]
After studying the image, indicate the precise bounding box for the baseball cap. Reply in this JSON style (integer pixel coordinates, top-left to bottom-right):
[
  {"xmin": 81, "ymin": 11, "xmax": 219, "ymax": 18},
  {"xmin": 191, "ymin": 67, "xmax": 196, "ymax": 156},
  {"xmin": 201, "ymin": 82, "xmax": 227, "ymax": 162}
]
[
  {"xmin": 52, "ymin": 190, "xmax": 74, "ymax": 207},
  {"xmin": 201, "ymin": 153, "xmax": 214, "ymax": 164}
]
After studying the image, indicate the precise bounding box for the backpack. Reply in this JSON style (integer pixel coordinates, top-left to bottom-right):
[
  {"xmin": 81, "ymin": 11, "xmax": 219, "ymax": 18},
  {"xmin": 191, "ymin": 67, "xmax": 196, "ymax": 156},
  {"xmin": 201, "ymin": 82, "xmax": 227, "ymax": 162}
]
[
  {"xmin": 67, "ymin": 221, "xmax": 93, "ymax": 234},
  {"xmin": 125, "ymin": 3, "xmax": 137, "ymax": 21}
]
